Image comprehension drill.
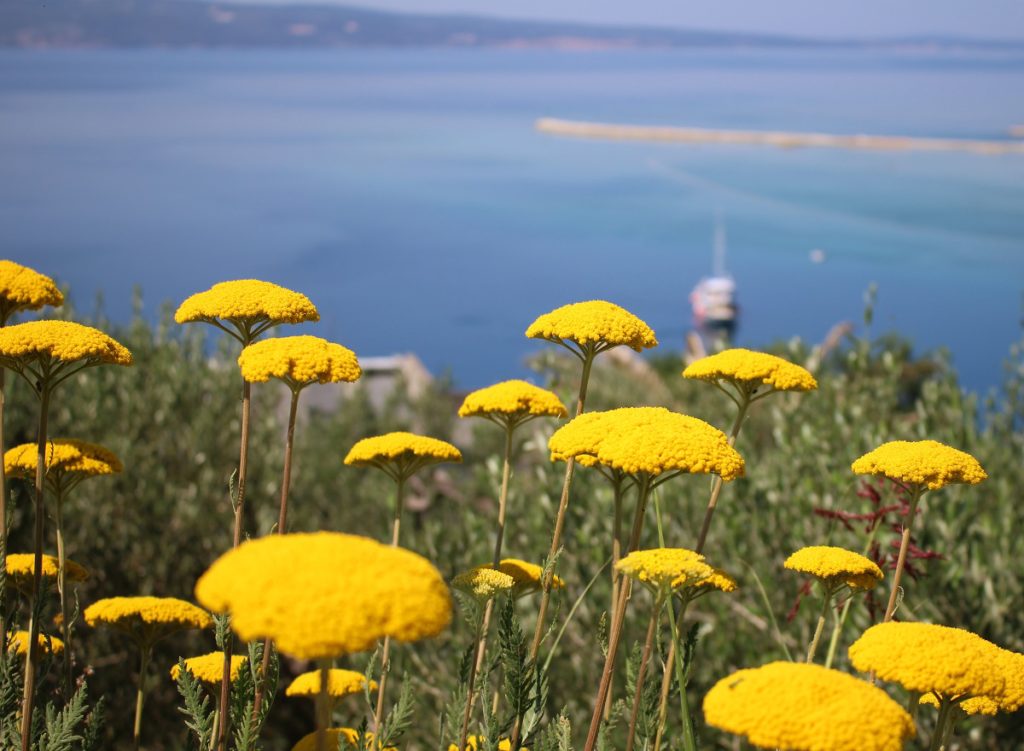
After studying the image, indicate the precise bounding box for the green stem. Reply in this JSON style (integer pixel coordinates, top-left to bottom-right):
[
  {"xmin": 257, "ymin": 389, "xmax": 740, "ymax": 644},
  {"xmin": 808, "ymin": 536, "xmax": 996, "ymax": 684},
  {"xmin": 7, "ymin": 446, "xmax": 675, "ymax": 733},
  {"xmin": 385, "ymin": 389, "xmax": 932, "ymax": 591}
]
[
  {"xmin": 694, "ymin": 391, "xmax": 750, "ymax": 554},
  {"xmin": 670, "ymin": 597, "xmax": 697, "ymax": 751},
  {"xmin": 134, "ymin": 644, "xmax": 151, "ymax": 751},
  {"xmin": 373, "ymin": 475, "xmax": 405, "ymax": 733},
  {"xmin": 884, "ymin": 487, "xmax": 924, "ymax": 623},
  {"xmin": 55, "ymin": 491, "xmax": 73, "ymax": 696},
  {"xmin": 315, "ymin": 661, "xmax": 331, "ymax": 751},
  {"xmin": 806, "ymin": 585, "xmax": 833, "ymax": 664},
  {"xmin": 824, "ymin": 522, "xmax": 880, "ymax": 670},
  {"xmin": 928, "ymin": 697, "xmax": 953, "ymax": 751},
  {"xmin": 625, "ymin": 594, "xmax": 664, "ymax": 751}
]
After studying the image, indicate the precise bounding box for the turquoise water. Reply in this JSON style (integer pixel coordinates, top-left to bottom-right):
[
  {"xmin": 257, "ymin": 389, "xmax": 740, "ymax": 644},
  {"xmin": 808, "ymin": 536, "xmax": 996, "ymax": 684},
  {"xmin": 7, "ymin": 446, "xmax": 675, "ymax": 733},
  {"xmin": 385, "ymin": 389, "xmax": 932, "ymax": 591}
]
[{"xmin": 2, "ymin": 48, "xmax": 1023, "ymax": 392}]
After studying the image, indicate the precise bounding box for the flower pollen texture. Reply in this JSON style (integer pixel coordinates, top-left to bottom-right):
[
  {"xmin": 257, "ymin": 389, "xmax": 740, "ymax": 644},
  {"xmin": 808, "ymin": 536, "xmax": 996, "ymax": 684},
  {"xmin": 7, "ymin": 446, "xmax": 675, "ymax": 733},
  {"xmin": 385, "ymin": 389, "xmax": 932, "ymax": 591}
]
[
  {"xmin": 84, "ymin": 597, "xmax": 212, "ymax": 643},
  {"xmin": 170, "ymin": 652, "xmax": 247, "ymax": 685},
  {"xmin": 285, "ymin": 668, "xmax": 376, "ymax": 698},
  {"xmin": 194, "ymin": 532, "xmax": 453, "ymax": 660},
  {"xmin": 784, "ymin": 546, "xmax": 883, "ymax": 590},
  {"xmin": 851, "ymin": 440, "xmax": 986, "ymax": 490},
  {"xmin": 458, "ymin": 380, "xmax": 567, "ymax": 420},
  {"xmin": 175, "ymin": 279, "xmax": 319, "ymax": 326},
  {"xmin": 683, "ymin": 348, "xmax": 817, "ymax": 392},
  {"xmin": 616, "ymin": 548, "xmax": 714, "ymax": 593},
  {"xmin": 525, "ymin": 300, "xmax": 657, "ymax": 352},
  {"xmin": 238, "ymin": 335, "xmax": 361, "ymax": 387},
  {"xmin": 703, "ymin": 661, "xmax": 915, "ymax": 751},
  {"xmin": 6, "ymin": 553, "xmax": 89, "ymax": 585},
  {"xmin": 0, "ymin": 260, "xmax": 63, "ymax": 318},
  {"xmin": 5, "ymin": 439, "xmax": 123, "ymax": 479},
  {"xmin": 344, "ymin": 432, "xmax": 461, "ymax": 466},
  {"xmin": 452, "ymin": 566, "xmax": 516, "ymax": 600},
  {"xmin": 0, "ymin": 320, "xmax": 132, "ymax": 366}
]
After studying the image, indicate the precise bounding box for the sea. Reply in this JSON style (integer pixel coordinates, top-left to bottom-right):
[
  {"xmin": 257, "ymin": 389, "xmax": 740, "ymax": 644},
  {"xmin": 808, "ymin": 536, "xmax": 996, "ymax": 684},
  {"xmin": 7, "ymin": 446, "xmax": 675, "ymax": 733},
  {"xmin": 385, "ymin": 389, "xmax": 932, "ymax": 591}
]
[{"xmin": 1, "ymin": 47, "xmax": 1023, "ymax": 394}]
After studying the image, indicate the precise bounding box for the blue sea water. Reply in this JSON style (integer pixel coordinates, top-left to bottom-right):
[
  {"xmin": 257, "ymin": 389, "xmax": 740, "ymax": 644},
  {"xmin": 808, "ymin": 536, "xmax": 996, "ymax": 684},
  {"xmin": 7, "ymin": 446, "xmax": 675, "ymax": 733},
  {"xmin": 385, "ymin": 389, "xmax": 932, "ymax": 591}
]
[{"xmin": 1, "ymin": 48, "xmax": 1023, "ymax": 393}]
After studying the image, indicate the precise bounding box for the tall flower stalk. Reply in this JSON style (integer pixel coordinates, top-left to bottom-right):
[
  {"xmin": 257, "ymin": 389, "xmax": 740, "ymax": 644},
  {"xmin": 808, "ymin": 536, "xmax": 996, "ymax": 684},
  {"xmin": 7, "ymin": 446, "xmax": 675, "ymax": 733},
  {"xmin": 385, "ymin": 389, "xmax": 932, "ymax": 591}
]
[
  {"xmin": 344, "ymin": 432, "xmax": 462, "ymax": 734},
  {"xmin": 176, "ymin": 278, "xmax": 319, "ymax": 750}
]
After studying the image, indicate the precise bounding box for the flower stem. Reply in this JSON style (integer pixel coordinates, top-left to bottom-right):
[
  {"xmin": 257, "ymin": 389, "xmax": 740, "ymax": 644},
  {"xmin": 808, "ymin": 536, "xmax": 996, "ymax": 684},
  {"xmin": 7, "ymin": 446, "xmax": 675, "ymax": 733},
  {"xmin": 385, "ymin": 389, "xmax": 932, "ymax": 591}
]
[
  {"xmin": 806, "ymin": 585, "xmax": 833, "ymax": 664},
  {"xmin": 315, "ymin": 660, "xmax": 331, "ymax": 751},
  {"xmin": 373, "ymin": 475, "xmax": 406, "ymax": 734},
  {"xmin": 625, "ymin": 594, "xmax": 664, "ymax": 751},
  {"xmin": 134, "ymin": 644, "xmax": 151, "ymax": 751},
  {"xmin": 458, "ymin": 613, "xmax": 487, "ymax": 751},
  {"xmin": 928, "ymin": 697, "xmax": 953, "ymax": 751},
  {"xmin": 694, "ymin": 392, "xmax": 749, "ymax": 553},
  {"xmin": 20, "ymin": 383, "xmax": 49, "ymax": 751},
  {"xmin": 884, "ymin": 486, "xmax": 924, "ymax": 623},
  {"xmin": 54, "ymin": 491, "xmax": 73, "ymax": 696},
  {"xmin": 603, "ymin": 478, "xmax": 624, "ymax": 722},
  {"xmin": 824, "ymin": 522, "xmax": 880, "ymax": 669}
]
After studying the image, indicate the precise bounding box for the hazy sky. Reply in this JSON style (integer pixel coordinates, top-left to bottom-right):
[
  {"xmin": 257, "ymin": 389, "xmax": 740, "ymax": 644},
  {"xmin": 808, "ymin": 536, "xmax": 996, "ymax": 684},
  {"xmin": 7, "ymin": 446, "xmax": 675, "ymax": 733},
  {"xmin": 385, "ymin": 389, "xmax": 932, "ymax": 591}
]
[{"xmin": 254, "ymin": 1, "xmax": 1024, "ymax": 40}]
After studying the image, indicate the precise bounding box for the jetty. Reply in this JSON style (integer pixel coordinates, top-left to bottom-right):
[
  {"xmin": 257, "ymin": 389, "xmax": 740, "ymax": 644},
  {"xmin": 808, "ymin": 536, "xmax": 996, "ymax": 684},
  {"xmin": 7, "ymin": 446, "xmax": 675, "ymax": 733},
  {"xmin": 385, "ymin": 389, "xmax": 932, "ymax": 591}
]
[{"xmin": 536, "ymin": 117, "xmax": 1024, "ymax": 155}]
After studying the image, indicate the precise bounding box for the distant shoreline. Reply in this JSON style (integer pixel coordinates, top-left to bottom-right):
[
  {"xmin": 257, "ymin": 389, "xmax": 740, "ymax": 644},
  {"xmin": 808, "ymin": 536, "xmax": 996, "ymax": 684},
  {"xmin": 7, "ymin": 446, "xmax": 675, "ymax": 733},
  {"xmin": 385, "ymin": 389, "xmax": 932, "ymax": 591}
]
[{"xmin": 536, "ymin": 117, "xmax": 1024, "ymax": 155}]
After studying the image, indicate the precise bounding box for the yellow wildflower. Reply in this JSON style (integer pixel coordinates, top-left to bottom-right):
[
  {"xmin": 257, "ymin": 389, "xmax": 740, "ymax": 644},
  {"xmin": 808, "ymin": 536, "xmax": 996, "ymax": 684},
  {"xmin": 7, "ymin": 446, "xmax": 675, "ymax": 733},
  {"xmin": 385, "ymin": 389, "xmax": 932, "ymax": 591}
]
[
  {"xmin": 0, "ymin": 320, "xmax": 132, "ymax": 367},
  {"xmin": 237, "ymin": 335, "xmax": 361, "ymax": 390},
  {"xmin": 7, "ymin": 630, "xmax": 64, "ymax": 656},
  {"xmin": 344, "ymin": 432, "xmax": 462, "ymax": 477},
  {"xmin": 175, "ymin": 279, "xmax": 319, "ymax": 330},
  {"xmin": 920, "ymin": 692, "xmax": 999, "ymax": 717},
  {"xmin": 784, "ymin": 546, "xmax": 883, "ymax": 591},
  {"xmin": 703, "ymin": 661, "xmax": 915, "ymax": 751},
  {"xmin": 84, "ymin": 596, "xmax": 212, "ymax": 646},
  {"xmin": 6, "ymin": 553, "xmax": 89, "ymax": 593},
  {"xmin": 290, "ymin": 728, "xmax": 391, "ymax": 751},
  {"xmin": 548, "ymin": 407, "xmax": 744, "ymax": 481},
  {"xmin": 0, "ymin": 260, "xmax": 63, "ymax": 321},
  {"xmin": 849, "ymin": 622, "xmax": 1012, "ymax": 708},
  {"xmin": 170, "ymin": 652, "xmax": 247, "ymax": 685},
  {"xmin": 682, "ymin": 348, "xmax": 817, "ymax": 392},
  {"xmin": 285, "ymin": 669, "xmax": 377, "ymax": 699},
  {"xmin": 452, "ymin": 566, "xmax": 516, "ymax": 601},
  {"xmin": 525, "ymin": 300, "xmax": 658, "ymax": 353},
  {"xmin": 692, "ymin": 567, "xmax": 738, "ymax": 594},
  {"xmin": 616, "ymin": 549, "xmax": 714, "ymax": 594},
  {"xmin": 449, "ymin": 737, "xmax": 522, "ymax": 751},
  {"xmin": 195, "ymin": 532, "xmax": 452, "ymax": 660},
  {"xmin": 458, "ymin": 380, "xmax": 567, "ymax": 425},
  {"xmin": 4, "ymin": 439, "xmax": 123, "ymax": 483},
  {"xmin": 494, "ymin": 559, "xmax": 564, "ymax": 597},
  {"xmin": 851, "ymin": 440, "xmax": 986, "ymax": 491}
]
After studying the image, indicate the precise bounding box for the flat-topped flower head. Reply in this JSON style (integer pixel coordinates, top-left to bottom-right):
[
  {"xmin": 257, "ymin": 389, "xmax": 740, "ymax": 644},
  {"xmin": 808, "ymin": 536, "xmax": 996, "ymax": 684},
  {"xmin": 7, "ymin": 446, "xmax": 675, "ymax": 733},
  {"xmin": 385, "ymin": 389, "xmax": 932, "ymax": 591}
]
[
  {"xmin": 494, "ymin": 558, "xmax": 564, "ymax": 598},
  {"xmin": 920, "ymin": 692, "xmax": 999, "ymax": 717},
  {"xmin": 238, "ymin": 335, "xmax": 361, "ymax": 391},
  {"xmin": 851, "ymin": 440, "xmax": 986, "ymax": 491},
  {"xmin": 84, "ymin": 596, "xmax": 212, "ymax": 647},
  {"xmin": 452, "ymin": 566, "xmax": 516, "ymax": 601},
  {"xmin": 616, "ymin": 548, "xmax": 714, "ymax": 595},
  {"xmin": 0, "ymin": 260, "xmax": 63, "ymax": 322},
  {"xmin": 784, "ymin": 546, "xmax": 883, "ymax": 591},
  {"xmin": 6, "ymin": 553, "xmax": 88, "ymax": 594},
  {"xmin": 291, "ymin": 728, "xmax": 391, "ymax": 751},
  {"xmin": 344, "ymin": 432, "xmax": 462, "ymax": 482},
  {"xmin": 286, "ymin": 669, "xmax": 377, "ymax": 699},
  {"xmin": 449, "ymin": 737, "xmax": 523, "ymax": 751},
  {"xmin": 0, "ymin": 320, "xmax": 132, "ymax": 370},
  {"xmin": 526, "ymin": 300, "xmax": 657, "ymax": 356},
  {"xmin": 195, "ymin": 532, "xmax": 452, "ymax": 660},
  {"xmin": 5, "ymin": 439, "xmax": 122, "ymax": 494},
  {"xmin": 703, "ymin": 661, "xmax": 915, "ymax": 751},
  {"xmin": 849, "ymin": 622, "xmax": 1014, "ymax": 709},
  {"xmin": 549, "ymin": 407, "xmax": 744, "ymax": 482},
  {"xmin": 458, "ymin": 380, "xmax": 568, "ymax": 427},
  {"xmin": 691, "ymin": 567, "xmax": 738, "ymax": 595},
  {"xmin": 170, "ymin": 652, "xmax": 247, "ymax": 686},
  {"xmin": 7, "ymin": 630, "xmax": 64, "ymax": 656},
  {"xmin": 175, "ymin": 279, "xmax": 319, "ymax": 344},
  {"xmin": 683, "ymin": 348, "xmax": 817, "ymax": 394}
]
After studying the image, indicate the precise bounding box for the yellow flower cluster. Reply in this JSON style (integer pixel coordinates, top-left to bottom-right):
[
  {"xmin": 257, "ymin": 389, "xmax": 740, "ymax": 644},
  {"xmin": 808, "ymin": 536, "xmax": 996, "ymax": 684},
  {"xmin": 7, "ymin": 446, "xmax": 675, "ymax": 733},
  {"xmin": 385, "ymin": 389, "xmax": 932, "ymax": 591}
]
[
  {"xmin": 195, "ymin": 532, "xmax": 452, "ymax": 660},
  {"xmin": 494, "ymin": 559, "xmax": 564, "ymax": 597},
  {"xmin": 682, "ymin": 348, "xmax": 817, "ymax": 392},
  {"xmin": 849, "ymin": 622, "xmax": 1018, "ymax": 710},
  {"xmin": 6, "ymin": 553, "xmax": 89, "ymax": 589},
  {"xmin": 458, "ymin": 380, "xmax": 567, "ymax": 421},
  {"xmin": 692, "ymin": 568, "xmax": 738, "ymax": 594},
  {"xmin": 286, "ymin": 669, "xmax": 376, "ymax": 699},
  {"xmin": 84, "ymin": 597, "xmax": 212, "ymax": 643},
  {"xmin": 851, "ymin": 440, "xmax": 986, "ymax": 490},
  {"xmin": 703, "ymin": 661, "xmax": 915, "ymax": 751},
  {"xmin": 170, "ymin": 652, "xmax": 248, "ymax": 685},
  {"xmin": 0, "ymin": 260, "xmax": 64, "ymax": 319},
  {"xmin": 616, "ymin": 548, "xmax": 714, "ymax": 594},
  {"xmin": 238, "ymin": 335, "xmax": 361, "ymax": 388},
  {"xmin": 919, "ymin": 692, "xmax": 999, "ymax": 717},
  {"xmin": 525, "ymin": 300, "xmax": 658, "ymax": 352},
  {"xmin": 4, "ymin": 439, "xmax": 123, "ymax": 479},
  {"xmin": 452, "ymin": 566, "xmax": 516, "ymax": 601},
  {"xmin": 449, "ymin": 737, "xmax": 522, "ymax": 751},
  {"xmin": 7, "ymin": 630, "xmax": 65, "ymax": 656},
  {"xmin": 548, "ymin": 407, "xmax": 744, "ymax": 480},
  {"xmin": 344, "ymin": 432, "xmax": 462, "ymax": 467},
  {"xmin": 784, "ymin": 546, "xmax": 883, "ymax": 591},
  {"xmin": 0, "ymin": 320, "xmax": 132, "ymax": 366},
  {"xmin": 175, "ymin": 279, "xmax": 319, "ymax": 326},
  {"xmin": 290, "ymin": 728, "xmax": 385, "ymax": 751}
]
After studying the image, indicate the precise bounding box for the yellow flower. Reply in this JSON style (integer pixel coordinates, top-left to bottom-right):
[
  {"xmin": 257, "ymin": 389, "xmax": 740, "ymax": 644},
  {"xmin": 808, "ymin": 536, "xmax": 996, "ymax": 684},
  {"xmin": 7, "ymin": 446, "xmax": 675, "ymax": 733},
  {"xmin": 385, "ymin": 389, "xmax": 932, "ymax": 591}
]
[
  {"xmin": 285, "ymin": 669, "xmax": 377, "ymax": 699},
  {"xmin": 616, "ymin": 549, "xmax": 714, "ymax": 594},
  {"xmin": 237, "ymin": 335, "xmax": 361, "ymax": 390},
  {"xmin": 493, "ymin": 559, "xmax": 564, "ymax": 597},
  {"xmin": 851, "ymin": 440, "xmax": 986, "ymax": 491},
  {"xmin": 849, "ymin": 622, "xmax": 1015, "ymax": 709},
  {"xmin": 525, "ymin": 300, "xmax": 658, "ymax": 353},
  {"xmin": 682, "ymin": 348, "xmax": 817, "ymax": 392},
  {"xmin": 170, "ymin": 652, "xmax": 247, "ymax": 686},
  {"xmin": 703, "ymin": 661, "xmax": 915, "ymax": 751},
  {"xmin": 5, "ymin": 439, "xmax": 123, "ymax": 487},
  {"xmin": 344, "ymin": 432, "xmax": 462, "ymax": 480},
  {"xmin": 7, "ymin": 630, "xmax": 64, "ymax": 656},
  {"xmin": 290, "ymin": 728, "xmax": 391, "ymax": 751},
  {"xmin": 195, "ymin": 532, "xmax": 452, "ymax": 660},
  {"xmin": 0, "ymin": 260, "xmax": 64, "ymax": 321},
  {"xmin": 548, "ymin": 407, "xmax": 744, "ymax": 481},
  {"xmin": 457, "ymin": 380, "xmax": 568, "ymax": 425},
  {"xmin": 452, "ymin": 566, "xmax": 516, "ymax": 601},
  {"xmin": 6, "ymin": 553, "xmax": 89, "ymax": 594},
  {"xmin": 784, "ymin": 546, "xmax": 883, "ymax": 591},
  {"xmin": 691, "ymin": 567, "xmax": 738, "ymax": 595},
  {"xmin": 0, "ymin": 320, "xmax": 132, "ymax": 367},
  {"xmin": 175, "ymin": 279, "xmax": 319, "ymax": 341},
  {"xmin": 449, "ymin": 737, "xmax": 522, "ymax": 751},
  {"xmin": 84, "ymin": 596, "xmax": 212, "ymax": 646},
  {"xmin": 920, "ymin": 692, "xmax": 999, "ymax": 717}
]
